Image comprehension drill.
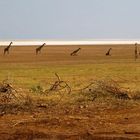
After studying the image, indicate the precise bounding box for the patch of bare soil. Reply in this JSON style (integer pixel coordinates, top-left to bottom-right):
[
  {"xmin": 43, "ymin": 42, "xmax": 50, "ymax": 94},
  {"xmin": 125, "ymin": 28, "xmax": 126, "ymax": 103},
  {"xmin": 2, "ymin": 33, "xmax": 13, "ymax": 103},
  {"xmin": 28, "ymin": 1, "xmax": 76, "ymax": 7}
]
[{"xmin": 0, "ymin": 104, "xmax": 140, "ymax": 140}]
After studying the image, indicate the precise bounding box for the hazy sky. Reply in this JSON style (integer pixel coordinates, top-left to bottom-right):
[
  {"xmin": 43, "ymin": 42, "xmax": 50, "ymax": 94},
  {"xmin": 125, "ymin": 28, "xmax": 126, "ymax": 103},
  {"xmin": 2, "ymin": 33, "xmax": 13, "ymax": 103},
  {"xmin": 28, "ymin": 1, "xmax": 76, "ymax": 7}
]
[{"xmin": 0, "ymin": 0, "xmax": 140, "ymax": 40}]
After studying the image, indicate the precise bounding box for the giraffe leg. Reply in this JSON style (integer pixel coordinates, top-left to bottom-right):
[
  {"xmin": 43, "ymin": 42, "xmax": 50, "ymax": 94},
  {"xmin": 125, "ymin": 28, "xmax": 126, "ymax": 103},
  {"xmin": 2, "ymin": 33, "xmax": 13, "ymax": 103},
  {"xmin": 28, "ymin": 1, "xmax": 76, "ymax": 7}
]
[
  {"xmin": 74, "ymin": 52, "xmax": 78, "ymax": 56},
  {"xmin": 4, "ymin": 50, "xmax": 7, "ymax": 55},
  {"xmin": 36, "ymin": 49, "xmax": 39, "ymax": 55},
  {"xmin": 70, "ymin": 53, "xmax": 74, "ymax": 56}
]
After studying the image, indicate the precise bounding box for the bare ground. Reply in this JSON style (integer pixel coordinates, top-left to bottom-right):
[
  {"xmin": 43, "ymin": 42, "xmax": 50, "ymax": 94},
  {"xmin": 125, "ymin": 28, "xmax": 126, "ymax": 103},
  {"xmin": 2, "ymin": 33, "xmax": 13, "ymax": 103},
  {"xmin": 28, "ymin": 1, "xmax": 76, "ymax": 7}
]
[{"xmin": 1, "ymin": 104, "xmax": 140, "ymax": 140}]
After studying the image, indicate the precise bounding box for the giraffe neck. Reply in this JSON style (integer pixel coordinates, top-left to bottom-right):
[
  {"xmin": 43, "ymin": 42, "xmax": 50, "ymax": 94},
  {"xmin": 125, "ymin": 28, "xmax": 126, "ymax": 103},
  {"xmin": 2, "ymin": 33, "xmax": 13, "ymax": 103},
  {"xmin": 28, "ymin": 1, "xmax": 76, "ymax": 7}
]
[
  {"xmin": 77, "ymin": 48, "xmax": 80, "ymax": 51},
  {"xmin": 7, "ymin": 43, "xmax": 12, "ymax": 49},
  {"xmin": 39, "ymin": 44, "xmax": 45, "ymax": 49},
  {"xmin": 108, "ymin": 48, "xmax": 111, "ymax": 52},
  {"xmin": 40, "ymin": 45, "xmax": 43, "ymax": 49},
  {"xmin": 6, "ymin": 45, "xmax": 11, "ymax": 50}
]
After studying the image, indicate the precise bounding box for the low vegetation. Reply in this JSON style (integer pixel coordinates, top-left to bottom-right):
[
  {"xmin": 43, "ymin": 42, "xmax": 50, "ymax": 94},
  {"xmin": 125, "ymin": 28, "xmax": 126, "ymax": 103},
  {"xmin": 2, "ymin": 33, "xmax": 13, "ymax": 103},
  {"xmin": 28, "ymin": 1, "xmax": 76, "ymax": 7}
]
[{"xmin": 0, "ymin": 76, "xmax": 140, "ymax": 116}]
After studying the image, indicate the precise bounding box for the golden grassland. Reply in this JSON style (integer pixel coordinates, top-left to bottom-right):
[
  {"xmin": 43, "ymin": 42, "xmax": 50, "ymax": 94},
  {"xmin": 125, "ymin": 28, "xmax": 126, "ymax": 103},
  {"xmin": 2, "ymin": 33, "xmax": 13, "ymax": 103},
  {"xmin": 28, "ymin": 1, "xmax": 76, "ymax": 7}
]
[{"xmin": 0, "ymin": 45, "xmax": 139, "ymax": 90}]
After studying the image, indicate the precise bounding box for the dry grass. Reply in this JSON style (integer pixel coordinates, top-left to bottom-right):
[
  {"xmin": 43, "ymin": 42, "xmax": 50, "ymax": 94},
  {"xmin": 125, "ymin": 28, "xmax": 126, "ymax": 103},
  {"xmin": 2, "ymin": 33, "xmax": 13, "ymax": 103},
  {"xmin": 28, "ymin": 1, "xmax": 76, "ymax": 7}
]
[
  {"xmin": 0, "ymin": 45, "xmax": 139, "ymax": 91},
  {"xmin": 1, "ymin": 78, "xmax": 140, "ymax": 116}
]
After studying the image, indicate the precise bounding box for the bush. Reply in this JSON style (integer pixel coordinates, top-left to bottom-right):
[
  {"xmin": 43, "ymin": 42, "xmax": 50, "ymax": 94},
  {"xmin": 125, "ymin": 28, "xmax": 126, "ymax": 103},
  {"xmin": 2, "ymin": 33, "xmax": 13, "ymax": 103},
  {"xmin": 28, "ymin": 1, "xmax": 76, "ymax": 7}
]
[
  {"xmin": 30, "ymin": 85, "xmax": 44, "ymax": 94},
  {"xmin": 80, "ymin": 79, "xmax": 131, "ymax": 100}
]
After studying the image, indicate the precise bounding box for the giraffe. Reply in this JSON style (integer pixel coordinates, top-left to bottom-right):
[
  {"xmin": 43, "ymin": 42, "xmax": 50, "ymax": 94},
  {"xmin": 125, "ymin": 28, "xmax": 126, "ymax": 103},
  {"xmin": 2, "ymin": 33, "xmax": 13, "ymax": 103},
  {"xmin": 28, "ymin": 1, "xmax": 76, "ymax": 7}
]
[
  {"xmin": 36, "ymin": 43, "xmax": 46, "ymax": 55},
  {"xmin": 135, "ymin": 43, "xmax": 138, "ymax": 61},
  {"xmin": 70, "ymin": 48, "xmax": 81, "ymax": 56},
  {"xmin": 106, "ymin": 48, "xmax": 112, "ymax": 56},
  {"xmin": 4, "ymin": 42, "xmax": 13, "ymax": 55}
]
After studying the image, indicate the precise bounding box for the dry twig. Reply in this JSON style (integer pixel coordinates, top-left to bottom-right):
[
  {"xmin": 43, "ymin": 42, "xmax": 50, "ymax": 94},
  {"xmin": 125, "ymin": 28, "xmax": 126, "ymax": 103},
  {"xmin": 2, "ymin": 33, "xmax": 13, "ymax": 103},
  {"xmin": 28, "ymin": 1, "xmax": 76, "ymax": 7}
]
[{"xmin": 45, "ymin": 73, "xmax": 71, "ymax": 94}]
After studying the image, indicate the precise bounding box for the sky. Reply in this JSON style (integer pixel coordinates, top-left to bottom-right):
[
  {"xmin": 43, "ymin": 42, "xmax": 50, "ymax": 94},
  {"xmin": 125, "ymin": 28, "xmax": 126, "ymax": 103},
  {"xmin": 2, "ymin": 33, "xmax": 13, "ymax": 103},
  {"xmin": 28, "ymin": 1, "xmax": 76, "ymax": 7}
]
[{"xmin": 0, "ymin": 0, "xmax": 140, "ymax": 40}]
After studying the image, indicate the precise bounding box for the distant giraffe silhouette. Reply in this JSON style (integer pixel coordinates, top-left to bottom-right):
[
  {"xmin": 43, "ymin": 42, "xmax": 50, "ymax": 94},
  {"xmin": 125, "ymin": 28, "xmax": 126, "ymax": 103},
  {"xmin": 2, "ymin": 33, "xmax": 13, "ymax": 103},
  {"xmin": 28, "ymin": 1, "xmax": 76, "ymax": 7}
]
[
  {"xmin": 4, "ymin": 42, "xmax": 13, "ymax": 55},
  {"xmin": 135, "ymin": 43, "xmax": 138, "ymax": 61},
  {"xmin": 70, "ymin": 48, "xmax": 81, "ymax": 56},
  {"xmin": 106, "ymin": 48, "xmax": 112, "ymax": 56},
  {"xmin": 36, "ymin": 43, "xmax": 46, "ymax": 55}
]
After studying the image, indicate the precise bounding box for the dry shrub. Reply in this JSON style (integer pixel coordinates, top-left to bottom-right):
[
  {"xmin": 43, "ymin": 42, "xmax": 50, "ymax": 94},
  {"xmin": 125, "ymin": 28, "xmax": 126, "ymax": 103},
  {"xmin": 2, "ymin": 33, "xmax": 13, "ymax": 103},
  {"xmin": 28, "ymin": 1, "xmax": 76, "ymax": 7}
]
[
  {"xmin": 131, "ymin": 91, "xmax": 140, "ymax": 100},
  {"xmin": 0, "ymin": 80, "xmax": 18, "ymax": 104},
  {"xmin": 80, "ymin": 79, "xmax": 131, "ymax": 101},
  {"xmin": 0, "ymin": 92, "xmax": 36, "ymax": 115},
  {"xmin": 0, "ymin": 79, "xmax": 35, "ymax": 114}
]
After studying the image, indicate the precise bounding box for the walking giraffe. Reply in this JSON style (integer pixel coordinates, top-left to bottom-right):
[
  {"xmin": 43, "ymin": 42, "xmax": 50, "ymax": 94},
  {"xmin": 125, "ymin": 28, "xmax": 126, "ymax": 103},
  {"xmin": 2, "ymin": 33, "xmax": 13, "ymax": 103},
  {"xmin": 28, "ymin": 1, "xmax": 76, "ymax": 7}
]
[
  {"xmin": 4, "ymin": 42, "xmax": 13, "ymax": 55},
  {"xmin": 106, "ymin": 48, "xmax": 112, "ymax": 56},
  {"xmin": 70, "ymin": 48, "xmax": 81, "ymax": 56},
  {"xmin": 36, "ymin": 43, "xmax": 46, "ymax": 55}
]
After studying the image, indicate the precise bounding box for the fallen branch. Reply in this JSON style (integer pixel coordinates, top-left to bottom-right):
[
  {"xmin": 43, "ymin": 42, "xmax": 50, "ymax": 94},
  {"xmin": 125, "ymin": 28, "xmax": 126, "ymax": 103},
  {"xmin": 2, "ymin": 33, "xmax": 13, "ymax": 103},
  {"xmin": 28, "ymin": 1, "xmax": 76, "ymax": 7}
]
[{"xmin": 45, "ymin": 73, "xmax": 71, "ymax": 94}]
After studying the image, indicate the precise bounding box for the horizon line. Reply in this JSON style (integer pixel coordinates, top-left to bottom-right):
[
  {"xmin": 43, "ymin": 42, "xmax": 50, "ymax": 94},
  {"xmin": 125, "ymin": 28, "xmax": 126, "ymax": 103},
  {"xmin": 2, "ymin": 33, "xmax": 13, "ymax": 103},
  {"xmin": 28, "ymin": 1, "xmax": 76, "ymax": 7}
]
[{"xmin": 0, "ymin": 40, "xmax": 140, "ymax": 46}]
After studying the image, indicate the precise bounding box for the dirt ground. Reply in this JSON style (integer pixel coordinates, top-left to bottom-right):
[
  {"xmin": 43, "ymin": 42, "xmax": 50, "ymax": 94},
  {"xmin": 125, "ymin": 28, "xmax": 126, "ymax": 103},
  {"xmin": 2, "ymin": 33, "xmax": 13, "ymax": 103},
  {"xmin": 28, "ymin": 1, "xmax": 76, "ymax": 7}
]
[
  {"xmin": 0, "ymin": 45, "xmax": 140, "ymax": 140},
  {"xmin": 1, "ymin": 104, "xmax": 140, "ymax": 140}
]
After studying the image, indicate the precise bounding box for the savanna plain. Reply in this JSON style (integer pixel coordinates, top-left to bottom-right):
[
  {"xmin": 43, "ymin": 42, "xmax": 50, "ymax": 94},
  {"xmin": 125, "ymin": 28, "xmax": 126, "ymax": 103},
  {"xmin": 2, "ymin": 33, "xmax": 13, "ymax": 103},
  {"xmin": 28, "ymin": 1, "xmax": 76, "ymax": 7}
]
[{"xmin": 0, "ymin": 45, "xmax": 140, "ymax": 140}]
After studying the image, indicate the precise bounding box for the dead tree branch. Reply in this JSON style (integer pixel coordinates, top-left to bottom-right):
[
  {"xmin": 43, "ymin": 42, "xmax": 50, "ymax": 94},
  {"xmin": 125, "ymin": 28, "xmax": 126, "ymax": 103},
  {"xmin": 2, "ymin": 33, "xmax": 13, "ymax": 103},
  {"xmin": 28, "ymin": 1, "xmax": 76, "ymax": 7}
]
[{"xmin": 45, "ymin": 73, "xmax": 71, "ymax": 94}]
